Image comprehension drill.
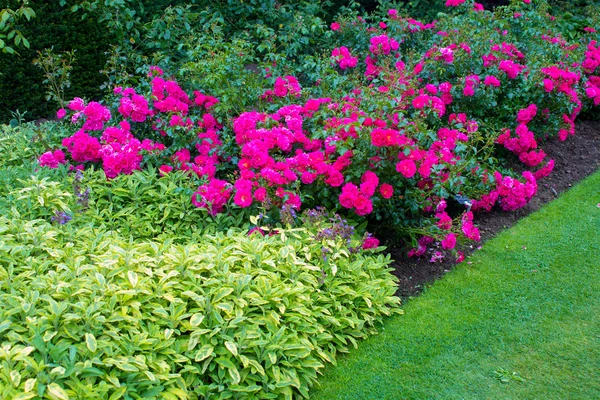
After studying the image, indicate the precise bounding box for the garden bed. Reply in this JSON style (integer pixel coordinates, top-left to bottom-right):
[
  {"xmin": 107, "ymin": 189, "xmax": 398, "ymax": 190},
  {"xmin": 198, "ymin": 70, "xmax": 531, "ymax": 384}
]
[{"xmin": 391, "ymin": 119, "xmax": 600, "ymax": 298}]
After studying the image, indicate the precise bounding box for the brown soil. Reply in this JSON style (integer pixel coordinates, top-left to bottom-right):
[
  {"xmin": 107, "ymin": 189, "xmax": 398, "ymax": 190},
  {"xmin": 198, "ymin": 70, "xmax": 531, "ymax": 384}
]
[{"xmin": 389, "ymin": 120, "xmax": 600, "ymax": 299}]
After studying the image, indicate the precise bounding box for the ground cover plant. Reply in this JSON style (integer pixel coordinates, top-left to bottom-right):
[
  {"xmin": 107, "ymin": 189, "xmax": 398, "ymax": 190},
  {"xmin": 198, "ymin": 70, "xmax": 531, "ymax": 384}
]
[
  {"xmin": 311, "ymin": 167, "xmax": 600, "ymax": 400},
  {"xmin": 0, "ymin": 0, "xmax": 600, "ymax": 398}
]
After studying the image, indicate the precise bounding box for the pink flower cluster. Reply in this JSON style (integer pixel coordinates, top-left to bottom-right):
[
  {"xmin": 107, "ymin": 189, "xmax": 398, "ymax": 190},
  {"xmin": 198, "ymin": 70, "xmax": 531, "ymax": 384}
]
[
  {"xmin": 231, "ymin": 105, "xmax": 323, "ymax": 210},
  {"xmin": 498, "ymin": 60, "xmax": 526, "ymax": 79},
  {"xmin": 425, "ymin": 43, "xmax": 471, "ymax": 65},
  {"xmin": 497, "ymin": 123, "xmax": 545, "ymax": 168},
  {"xmin": 331, "ymin": 47, "xmax": 358, "ymax": 69},
  {"xmin": 461, "ymin": 211, "xmax": 480, "ymax": 241},
  {"xmin": 585, "ymin": 77, "xmax": 600, "ymax": 106},
  {"xmin": 495, "ymin": 171, "xmax": 537, "ymax": 211},
  {"xmin": 152, "ymin": 76, "xmax": 191, "ymax": 115},
  {"xmin": 60, "ymin": 118, "xmax": 163, "ymax": 178},
  {"xmin": 339, "ymin": 171, "xmax": 389, "ymax": 216},
  {"xmin": 411, "ymin": 92, "xmax": 447, "ymax": 115},
  {"xmin": 62, "ymin": 131, "xmax": 102, "ymax": 163},
  {"xmin": 483, "ymin": 75, "xmax": 501, "ymax": 87},
  {"xmin": 117, "ymin": 92, "xmax": 153, "ymax": 123},
  {"xmin": 262, "ymin": 76, "xmax": 302, "ymax": 100},
  {"xmin": 541, "ymin": 65, "xmax": 580, "ymax": 96},
  {"xmin": 473, "ymin": 171, "xmax": 537, "ymax": 212},
  {"xmin": 191, "ymin": 179, "xmax": 232, "ymax": 216},
  {"xmin": 100, "ymin": 138, "xmax": 144, "ymax": 179},
  {"xmin": 463, "ymin": 75, "xmax": 480, "ymax": 97},
  {"xmin": 68, "ymin": 98, "xmax": 111, "ymax": 131},
  {"xmin": 38, "ymin": 149, "xmax": 67, "ymax": 168},
  {"xmin": 445, "ymin": 0, "xmax": 466, "ymax": 6},
  {"xmin": 43, "ymin": 71, "xmax": 228, "ymax": 185},
  {"xmin": 582, "ymin": 41, "xmax": 600, "ymax": 74},
  {"xmin": 369, "ymin": 34, "xmax": 399, "ymax": 55}
]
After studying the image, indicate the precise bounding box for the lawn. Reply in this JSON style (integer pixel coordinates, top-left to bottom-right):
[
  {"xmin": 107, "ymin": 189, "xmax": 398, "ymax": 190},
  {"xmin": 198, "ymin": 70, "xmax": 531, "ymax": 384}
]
[{"xmin": 312, "ymin": 169, "xmax": 600, "ymax": 399}]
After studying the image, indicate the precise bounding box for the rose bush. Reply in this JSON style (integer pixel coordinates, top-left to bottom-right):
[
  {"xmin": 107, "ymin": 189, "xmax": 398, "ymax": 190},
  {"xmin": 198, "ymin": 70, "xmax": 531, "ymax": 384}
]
[{"xmin": 37, "ymin": 0, "xmax": 600, "ymax": 262}]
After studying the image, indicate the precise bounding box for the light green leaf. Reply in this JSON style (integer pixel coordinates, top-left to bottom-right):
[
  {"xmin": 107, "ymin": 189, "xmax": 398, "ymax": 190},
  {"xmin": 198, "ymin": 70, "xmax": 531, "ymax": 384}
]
[
  {"xmin": 85, "ymin": 333, "xmax": 97, "ymax": 352},
  {"xmin": 10, "ymin": 370, "xmax": 21, "ymax": 387},
  {"xmin": 194, "ymin": 344, "xmax": 214, "ymax": 362},
  {"xmin": 247, "ymin": 359, "xmax": 266, "ymax": 376},
  {"xmin": 115, "ymin": 362, "xmax": 139, "ymax": 372},
  {"xmin": 216, "ymin": 357, "xmax": 237, "ymax": 370},
  {"xmin": 225, "ymin": 341, "xmax": 238, "ymax": 357},
  {"xmin": 144, "ymin": 370, "xmax": 157, "ymax": 382},
  {"xmin": 212, "ymin": 287, "xmax": 234, "ymax": 303},
  {"xmin": 50, "ymin": 366, "xmax": 66, "ymax": 376},
  {"xmin": 12, "ymin": 394, "xmax": 36, "ymax": 400},
  {"xmin": 127, "ymin": 271, "xmax": 138, "ymax": 287},
  {"xmin": 16, "ymin": 346, "xmax": 35, "ymax": 359},
  {"xmin": 43, "ymin": 331, "xmax": 57, "ymax": 342},
  {"xmin": 24, "ymin": 378, "xmax": 37, "ymax": 392},
  {"xmin": 108, "ymin": 386, "xmax": 127, "ymax": 400},
  {"xmin": 47, "ymin": 383, "xmax": 69, "ymax": 400},
  {"xmin": 189, "ymin": 313, "xmax": 204, "ymax": 327},
  {"xmin": 228, "ymin": 365, "xmax": 241, "ymax": 385}
]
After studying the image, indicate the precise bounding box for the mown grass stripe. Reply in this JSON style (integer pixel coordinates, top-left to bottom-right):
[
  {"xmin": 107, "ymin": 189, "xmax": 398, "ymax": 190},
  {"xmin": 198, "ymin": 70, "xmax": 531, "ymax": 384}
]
[{"xmin": 312, "ymin": 170, "xmax": 600, "ymax": 400}]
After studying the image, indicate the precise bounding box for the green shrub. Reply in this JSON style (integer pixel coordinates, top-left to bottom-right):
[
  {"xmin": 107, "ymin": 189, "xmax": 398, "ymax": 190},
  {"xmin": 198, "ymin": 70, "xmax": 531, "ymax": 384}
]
[
  {"xmin": 0, "ymin": 216, "xmax": 400, "ymax": 398},
  {"xmin": 0, "ymin": 123, "xmax": 70, "ymax": 168},
  {"xmin": 81, "ymin": 168, "xmax": 251, "ymax": 241}
]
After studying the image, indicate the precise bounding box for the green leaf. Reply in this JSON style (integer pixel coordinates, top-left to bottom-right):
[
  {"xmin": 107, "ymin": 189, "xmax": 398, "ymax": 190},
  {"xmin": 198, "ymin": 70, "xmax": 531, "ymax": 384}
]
[
  {"xmin": 194, "ymin": 344, "xmax": 214, "ymax": 362},
  {"xmin": 46, "ymin": 383, "xmax": 69, "ymax": 400},
  {"xmin": 212, "ymin": 287, "xmax": 234, "ymax": 303},
  {"xmin": 189, "ymin": 313, "xmax": 204, "ymax": 327},
  {"xmin": 216, "ymin": 357, "xmax": 237, "ymax": 370},
  {"xmin": 85, "ymin": 333, "xmax": 97, "ymax": 352},
  {"xmin": 225, "ymin": 341, "xmax": 238, "ymax": 357},
  {"xmin": 228, "ymin": 364, "xmax": 241, "ymax": 385},
  {"xmin": 127, "ymin": 271, "xmax": 138, "ymax": 287},
  {"xmin": 24, "ymin": 378, "xmax": 37, "ymax": 392},
  {"xmin": 10, "ymin": 370, "xmax": 21, "ymax": 387},
  {"xmin": 108, "ymin": 386, "xmax": 127, "ymax": 400},
  {"xmin": 43, "ymin": 331, "xmax": 57, "ymax": 342},
  {"xmin": 13, "ymin": 394, "xmax": 36, "ymax": 400}
]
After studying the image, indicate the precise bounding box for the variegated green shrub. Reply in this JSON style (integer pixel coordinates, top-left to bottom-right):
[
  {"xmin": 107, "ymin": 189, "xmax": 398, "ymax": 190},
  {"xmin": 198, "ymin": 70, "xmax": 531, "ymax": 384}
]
[
  {"xmin": 0, "ymin": 216, "xmax": 400, "ymax": 399},
  {"xmin": 81, "ymin": 168, "xmax": 251, "ymax": 240}
]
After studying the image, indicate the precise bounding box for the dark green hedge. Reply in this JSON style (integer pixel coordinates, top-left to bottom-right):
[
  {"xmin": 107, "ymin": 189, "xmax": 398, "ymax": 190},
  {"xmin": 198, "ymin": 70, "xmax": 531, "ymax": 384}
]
[{"xmin": 0, "ymin": 0, "xmax": 113, "ymax": 123}]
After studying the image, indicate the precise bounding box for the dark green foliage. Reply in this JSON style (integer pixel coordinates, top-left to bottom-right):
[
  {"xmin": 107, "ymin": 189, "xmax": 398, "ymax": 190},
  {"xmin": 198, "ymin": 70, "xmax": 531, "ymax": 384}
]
[{"xmin": 0, "ymin": 0, "xmax": 113, "ymax": 123}]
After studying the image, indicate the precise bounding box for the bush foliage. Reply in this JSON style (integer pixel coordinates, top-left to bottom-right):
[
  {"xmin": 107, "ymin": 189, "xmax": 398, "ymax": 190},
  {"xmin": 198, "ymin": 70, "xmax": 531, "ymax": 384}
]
[{"xmin": 0, "ymin": 215, "xmax": 399, "ymax": 399}]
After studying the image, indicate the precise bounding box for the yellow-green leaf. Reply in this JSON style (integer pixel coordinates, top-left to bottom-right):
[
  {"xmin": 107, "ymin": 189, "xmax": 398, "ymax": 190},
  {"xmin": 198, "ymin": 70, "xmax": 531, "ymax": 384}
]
[
  {"xmin": 189, "ymin": 313, "xmax": 204, "ymax": 327},
  {"xmin": 108, "ymin": 386, "xmax": 127, "ymax": 400},
  {"xmin": 127, "ymin": 271, "xmax": 138, "ymax": 287},
  {"xmin": 12, "ymin": 394, "xmax": 36, "ymax": 400},
  {"xmin": 225, "ymin": 341, "xmax": 238, "ymax": 357},
  {"xmin": 10, "ymin": 370, "xmax": 21, "ymax": 387},
  {"xmin": 85, "ymin": 333, "xmax": 97, "ymax": 352},
  {"xmin": 228, "ymin": 365, "xmax": 241, "ymax": 385},
  {"xmin": 194, "ymin": 344, "xmax": 214, "ymax": 362},
  {"xmin": 24, "ymin": 378, "xmax": 37, "ymax": 392},
  {"xmin": 212, "ymin": 287, "xmax": 234, "ymax": 303},
  {"xmin": 43, "ymin": 331, "xmax": 57, "ymax": 342},
  {"xmin": 47, "ymin": 383, "xmax": 69, "ymax": 400}
]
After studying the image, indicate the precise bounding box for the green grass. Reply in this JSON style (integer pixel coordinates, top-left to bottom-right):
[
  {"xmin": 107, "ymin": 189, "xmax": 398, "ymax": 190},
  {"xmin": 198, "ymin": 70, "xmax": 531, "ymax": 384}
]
[{"xmin": 311, "ymin": 170, "xmax": 600, "ymax": 400}]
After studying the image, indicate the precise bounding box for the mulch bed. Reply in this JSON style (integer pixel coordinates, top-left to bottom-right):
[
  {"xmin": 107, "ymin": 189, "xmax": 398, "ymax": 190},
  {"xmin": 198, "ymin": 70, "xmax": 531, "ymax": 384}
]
[{"xmin": 388, "ymin": 120, "xmax": 600, "ymax": 299}]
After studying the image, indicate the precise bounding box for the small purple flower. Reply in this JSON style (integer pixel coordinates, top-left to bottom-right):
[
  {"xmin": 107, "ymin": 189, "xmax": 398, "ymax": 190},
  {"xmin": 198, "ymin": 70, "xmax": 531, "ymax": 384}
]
[{"xmin": 51, "ymin": 211, "xmax": 72, "ymax": 225}]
